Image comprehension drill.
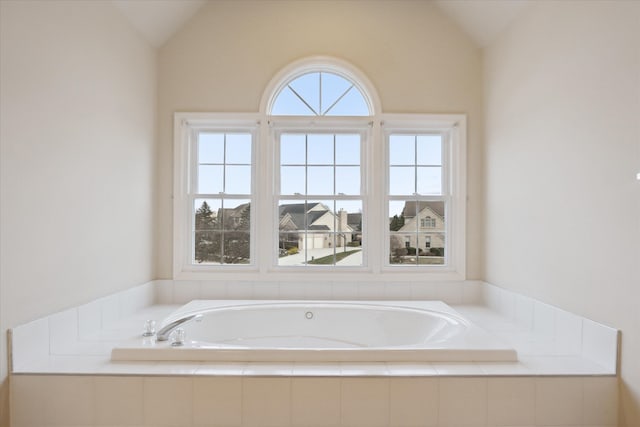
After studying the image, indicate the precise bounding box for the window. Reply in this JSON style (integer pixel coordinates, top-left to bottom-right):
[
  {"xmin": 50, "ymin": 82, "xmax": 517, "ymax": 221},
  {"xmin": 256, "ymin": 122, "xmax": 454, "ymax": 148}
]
[
  {"xmin": 271, "ymin": 72, "xmax": 369, "ymax": 116},
  {"xmin": 174, "ymin": 117, "xmax": 258, "ymax": 272},
  {"xmin": 174, "ymin": 57, "xmax": 466, "ymax": 279},
  {"xmin": 421, "ymin": 217, "xmax": 436, "ymax": 228},
  {"xmin": 271, "ymin": 69, "xmax": 370, "ymax": 267},
  {"xmin": 387, "ymin": 132, "xmax": 448, "ymax": 266},
  {"xmin": 277, "ymin": 131, "xmax": 364, "ymax": 266}
]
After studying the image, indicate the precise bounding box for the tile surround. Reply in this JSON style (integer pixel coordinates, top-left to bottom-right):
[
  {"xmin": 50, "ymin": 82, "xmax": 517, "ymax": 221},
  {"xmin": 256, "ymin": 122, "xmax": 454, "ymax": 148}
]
[
  {"xmin": 9, "ymin": 280, "xmax": 619, "ymax": 427},
  {"xmin": 11, "ymin": 374, "xmax": 618, "ymax": 427}
]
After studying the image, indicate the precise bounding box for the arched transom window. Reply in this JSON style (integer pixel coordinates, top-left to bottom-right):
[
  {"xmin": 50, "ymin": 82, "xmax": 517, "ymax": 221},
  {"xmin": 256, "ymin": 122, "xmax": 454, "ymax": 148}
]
[{"xmin": 271, "ymin": 72, "xmax": 371, "ymax": 116}]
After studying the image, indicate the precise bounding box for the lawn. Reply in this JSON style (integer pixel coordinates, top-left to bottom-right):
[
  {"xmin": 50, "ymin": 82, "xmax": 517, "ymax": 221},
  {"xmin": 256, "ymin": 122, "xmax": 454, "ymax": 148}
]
[{"xmin": 307, "ymin": 249, "xmax": 361, "ymax": 265}]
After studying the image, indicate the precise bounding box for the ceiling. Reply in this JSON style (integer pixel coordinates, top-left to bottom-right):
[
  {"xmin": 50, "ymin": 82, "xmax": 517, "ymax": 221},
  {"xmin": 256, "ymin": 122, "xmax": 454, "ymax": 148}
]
[
  {"xmin": 111, "ymin": 0, "xmax": 531, "ymax": 48},
  {"xmin": 111, "ymin": 0, "xmax": 207, "ymax": 48}
]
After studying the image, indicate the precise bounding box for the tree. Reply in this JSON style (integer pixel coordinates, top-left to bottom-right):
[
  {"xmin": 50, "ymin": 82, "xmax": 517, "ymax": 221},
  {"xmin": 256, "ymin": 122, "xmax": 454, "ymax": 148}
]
[
  {"xmin": 223, "ymin": 204, "xmax": 250, "ymax": 264},
  {"xmin": 389, "ymin": 214, "xmax": 405, "ymax": 231},
  {"xmin": 194, "ymin": 201, "xmax": 219, "ymax": 263}
]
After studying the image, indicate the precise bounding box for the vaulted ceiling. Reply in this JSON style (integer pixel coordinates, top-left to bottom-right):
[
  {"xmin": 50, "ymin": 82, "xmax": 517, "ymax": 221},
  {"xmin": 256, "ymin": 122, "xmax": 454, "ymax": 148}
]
[{"xmin": 111, "ymin": 0, "xmax": 531, "ymax": 48}]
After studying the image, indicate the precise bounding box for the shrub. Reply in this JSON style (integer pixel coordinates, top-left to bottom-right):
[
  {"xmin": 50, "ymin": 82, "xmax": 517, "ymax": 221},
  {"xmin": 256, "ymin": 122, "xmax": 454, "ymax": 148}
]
[
  {"xmin": 287, "ymin": 247, "xmax": 299, "ymax": 255},
  {"xmin": 428, "ymin": 247, "xmax": 444, "ymax": 256}
]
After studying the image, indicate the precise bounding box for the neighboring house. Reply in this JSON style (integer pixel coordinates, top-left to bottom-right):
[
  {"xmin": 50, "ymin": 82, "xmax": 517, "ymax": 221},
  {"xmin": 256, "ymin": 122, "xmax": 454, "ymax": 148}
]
[
  {"xmin": 279, "ymin": 203, "xmax": 354, "ymax": 250},
  {"xmin": 393, "ymin": 201, "xmax": 445, "ymax": 252},
  {"xmin": 216, "ymin": 203, "xmax": 250, "ymax": 230}
]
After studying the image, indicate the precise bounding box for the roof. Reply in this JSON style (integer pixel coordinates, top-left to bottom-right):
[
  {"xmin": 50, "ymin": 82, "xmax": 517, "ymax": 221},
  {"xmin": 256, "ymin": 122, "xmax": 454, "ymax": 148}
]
[
  {"xmin": 402, "ymin": 201, "xmax": 445, "ymax": 218},
  {"xmin": 278, "ymin": 203, "xmax": 328, "ymax": 231}
]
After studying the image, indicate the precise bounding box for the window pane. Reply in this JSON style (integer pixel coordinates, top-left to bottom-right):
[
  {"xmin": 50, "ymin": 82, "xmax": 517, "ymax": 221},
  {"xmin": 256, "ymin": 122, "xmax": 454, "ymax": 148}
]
[
  {"xmin": 335, "ymin": 134, "xmax": 360, "ymax": 164},
  {"xmin": 199, "ymin": 133, "xmax": 224, "ymax": 164},
  {"xmin": 307, "ymin": 166, "xmax": 333, "ymax": 194},
  {"xmin": 416, "ymin": 167, "xmax": 442, "ymax": 195},
  {"xmin": 324, "ymin": 86, "xmax": 369, "ymax": 116},
  {"xmin": 281, "ymin": 166, "xmax": 305, "ymax": 195},
  {"xmin": 389, "ymin": 166, "xmax": 415, "ymax": 195},
  {"xmin": 389, "ymin": 135, "xmax": 415, "ymax": 165},
  {"xmin": 225, "ymin": 165, "xmax": 251, "ymax": 194},
  {"xmin": 320, "ymin": 72, "xmax": 352, "ymax": 115},
  {"xmin": 271, "ymin": 72, "xmax": 370, "ymax": 116},
  {"xmin": 416, "ymin": 135, "xmax": 442, "ymax": 165},
  {"xmin": 307, "ymin": 134, "xmax": 333, "ymax": 164},
  {"xmin": 198, "ymin": 165, "xmax": 223, "ymax": 194},
  {"xmin": 336, "ymin": 200, "xmax": 363, "ymax": 266},
  {"xmin": 278, "ymin": 199, "xmax": 362, "ymax": 267},
  {"xmin": 389, "ymin": 201, "xmax": 407, "ymax": 232},
  {"xmin": 388, "ymin": 200, "xmax": 445, "ymax": 266},
  {"xmin": 271, "ymin": 86, "xmax": 315, "ymax": 116},
  {"xmin": 194, "ymin": 231, "xmax": 222, "ymax": 264},
  {"xmin": 281, "ymin": 134, "xmax": 306, "ymax": 164},
  {"xmin": 278, "ymin": 232, "xmax": 302, "ymax": 265},
  {"xmin": 389, "ymin": 233, "xmax": 416, "ymax": 265},
  {"xmin": 288, "ymin": 72, "xmax": 320, "ymax": 115},
  {"xmin": 418, "ymin": 233, "xmax": 445, "ymax": 264},
  {"xmin": 336, "ymin": 166, "xmax": 360, "ymax": 195},
  {"xmin": 220, "ymin": 199, "xmax": 250, "ymax": 231},
  {"xmin": 223, "ymin": 232, "xmax": 250, "ymax": 264},
  {"xmin": 194, "ymin": 199, "xmax": 222, "ymax": 231},
  {"xmin": 226, "ymin": 134, "xmax": 251, "ymax": 164}
]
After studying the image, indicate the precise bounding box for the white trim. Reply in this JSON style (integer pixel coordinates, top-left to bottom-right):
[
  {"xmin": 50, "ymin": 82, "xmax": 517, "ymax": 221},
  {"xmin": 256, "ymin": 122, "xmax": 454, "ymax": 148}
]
[
  {"xmin": 173, "ymin": 113, "xmax": 260, "ymax": 278},
  {"xmin": 381, "ymin": 114, "xmax": 466, "ymax": 279}
]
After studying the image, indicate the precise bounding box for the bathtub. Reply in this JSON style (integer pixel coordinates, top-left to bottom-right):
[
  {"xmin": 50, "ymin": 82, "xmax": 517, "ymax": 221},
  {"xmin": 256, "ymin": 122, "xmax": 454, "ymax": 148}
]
[{"xmin": 112, "ymin": 300, "xmax": 517, "ymax": 362}]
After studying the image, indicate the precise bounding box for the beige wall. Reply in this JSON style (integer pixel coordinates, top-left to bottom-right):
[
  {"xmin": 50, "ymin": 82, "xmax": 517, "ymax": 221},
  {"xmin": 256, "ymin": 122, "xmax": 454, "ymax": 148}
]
[
  {"xmin": 156, "ymin": 0, "xmax": 484, "ymax": 279},
  {"xmin": 483, "ymin": 1, "xmax": 640, "ymax": 424},
  {"xmin": 0, "ymin": 0, "xmax": 157, "ymax": 422}
]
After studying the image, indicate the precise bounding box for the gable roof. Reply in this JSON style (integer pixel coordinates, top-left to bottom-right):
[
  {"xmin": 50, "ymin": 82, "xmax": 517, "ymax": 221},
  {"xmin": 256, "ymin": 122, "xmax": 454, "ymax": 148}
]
[
  {"xmin": 278, "ymin": 203, "xmax": 328, "ymax": 230},
  {"xmin": 402, "ymin": 201, "xmax": 445, "ymax": 219}
]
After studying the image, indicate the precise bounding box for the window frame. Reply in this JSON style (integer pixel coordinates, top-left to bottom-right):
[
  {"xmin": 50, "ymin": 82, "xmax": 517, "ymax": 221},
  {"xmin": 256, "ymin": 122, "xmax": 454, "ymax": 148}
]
[
  {"xmin": 270, "ymin": 117, "xmax": 372, "ymax": 271},
  {"xmin": 173, "ymin": 113, "xmax": 260, "ymax": 276},
  {"xmin": 381, "ymin": 115, "xmax": 466, "ymax": 275},
  {"xmin": 172, "ymin": 59, "xmax": 466, "ymax": 281}
]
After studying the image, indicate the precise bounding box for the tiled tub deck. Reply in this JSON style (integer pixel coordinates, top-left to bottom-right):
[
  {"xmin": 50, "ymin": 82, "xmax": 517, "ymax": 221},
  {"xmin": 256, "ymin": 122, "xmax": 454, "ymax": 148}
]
[{"xmin": 9, "ymin": 281, "xmax": 619, "ymax": 427}]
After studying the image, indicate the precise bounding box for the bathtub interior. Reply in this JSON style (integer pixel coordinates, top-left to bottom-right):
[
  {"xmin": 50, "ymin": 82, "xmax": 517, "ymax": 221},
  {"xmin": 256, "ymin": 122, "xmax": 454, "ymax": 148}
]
[{"xmin": 110, "ymin": 300, "xmax": 520, "ymax": 362}]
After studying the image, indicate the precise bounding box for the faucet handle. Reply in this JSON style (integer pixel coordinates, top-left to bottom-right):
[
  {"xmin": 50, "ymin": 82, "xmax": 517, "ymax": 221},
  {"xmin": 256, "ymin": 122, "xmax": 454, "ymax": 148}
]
[
  {"xmin": 171, "ymin": 328, "xmax": 186, "ymax": 347},
  {"xmin": 142, "ymin": 319, "xmax": 156, "ymax": 337}
]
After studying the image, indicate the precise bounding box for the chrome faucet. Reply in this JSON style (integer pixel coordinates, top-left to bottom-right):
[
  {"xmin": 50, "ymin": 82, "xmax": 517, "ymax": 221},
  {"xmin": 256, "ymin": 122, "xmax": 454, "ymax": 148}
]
[{"xmin": 156, "ymin": 313, "xmax": 203, "ymax": 341}]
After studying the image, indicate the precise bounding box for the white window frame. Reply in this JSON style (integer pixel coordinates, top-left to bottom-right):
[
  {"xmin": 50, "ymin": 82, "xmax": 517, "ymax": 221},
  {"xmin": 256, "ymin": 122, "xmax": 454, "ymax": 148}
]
[
  {"xmin": 270, "ymin": 117, "xmax": 372, "ymax": 271},
  {"xmin": 173, "ymin": 113, "xmax": 260, "ymax": 276},
  {"xmin": 382, "ymin": 114, "xmax": 466, "ymax": 276},
  {"xmin": 172, "ymin": 58, "xmax": 466, "ymax": 281}
]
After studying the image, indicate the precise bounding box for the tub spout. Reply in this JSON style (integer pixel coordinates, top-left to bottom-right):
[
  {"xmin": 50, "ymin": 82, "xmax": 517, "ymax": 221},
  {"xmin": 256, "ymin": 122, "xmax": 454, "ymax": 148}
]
[{"xmin": 156, "ymin": 314, "xmax": 203, "ymax": 341}]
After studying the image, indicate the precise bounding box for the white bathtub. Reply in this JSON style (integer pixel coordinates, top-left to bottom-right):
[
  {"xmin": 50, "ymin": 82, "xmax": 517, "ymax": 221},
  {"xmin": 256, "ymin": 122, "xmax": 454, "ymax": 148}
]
[{"xmin": 111, "ymin": 300, "xmax": 517, "ymax": 362}]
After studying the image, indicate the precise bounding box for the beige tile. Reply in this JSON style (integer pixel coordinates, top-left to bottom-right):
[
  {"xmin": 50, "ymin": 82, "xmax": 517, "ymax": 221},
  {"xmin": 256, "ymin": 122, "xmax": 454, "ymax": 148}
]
[
  {"xmin": 389, "ymin": 378, "xmax": 438, "ymax": 427},
  {"xmin": 10, "ymin": 375, "xmax": 47, "ymax": 427},
  {"xmin": 193, "ymin": 377, "xmax": 242, "ymax": 427},
  {"xmin": 43, "ymin": 375, "xmax": 95, "ymax": 426},
  {"xmin": 583, "ymin": 377, "xmax": 618, "ymax": 425},
  {"xmin": 143, "ymin": 377, "xmax": 193, "ymax": 427},
  {"xmin": 487, "ymin": 377, "xmax": 535, "ymax": 426},
  {"xmin": 341, "ymin": 378, "xmax": 389, "ymax": 427},
  {"xmin": 242, "ymin": 378, "xmax": 290, "ymax": 427},
  {"xmin": 535, "ymin": 377, "xmax": 583, "ymax": 426},
  {"xmin": 94, "ymin": 376, "xmax": 144, "ymax": 426},
  {"xmin": 438, "ymin": 378, "xmax": 487, "ymax": 426},
  {"xmin": 291, "ymin": 378, "xmax": 341, "ymax": 427}
]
